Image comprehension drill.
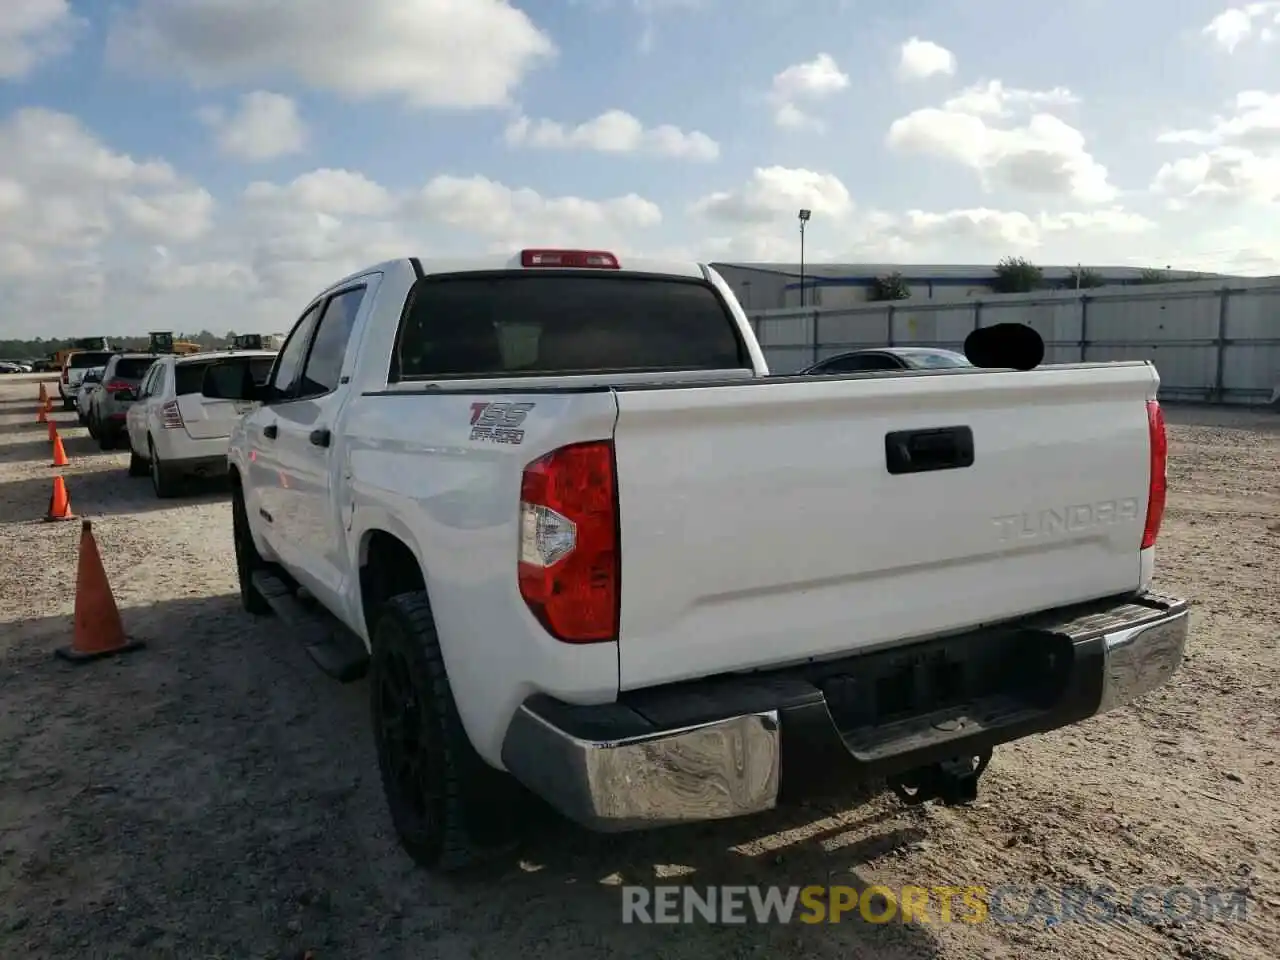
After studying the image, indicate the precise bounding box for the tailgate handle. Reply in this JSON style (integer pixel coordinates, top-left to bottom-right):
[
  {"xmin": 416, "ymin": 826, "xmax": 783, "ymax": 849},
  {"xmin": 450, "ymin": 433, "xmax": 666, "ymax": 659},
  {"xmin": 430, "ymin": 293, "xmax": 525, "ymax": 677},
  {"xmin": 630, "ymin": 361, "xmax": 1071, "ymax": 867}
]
[{"xmin": 885, "ymin": 426, "xmax": 974, "ymax": 475}]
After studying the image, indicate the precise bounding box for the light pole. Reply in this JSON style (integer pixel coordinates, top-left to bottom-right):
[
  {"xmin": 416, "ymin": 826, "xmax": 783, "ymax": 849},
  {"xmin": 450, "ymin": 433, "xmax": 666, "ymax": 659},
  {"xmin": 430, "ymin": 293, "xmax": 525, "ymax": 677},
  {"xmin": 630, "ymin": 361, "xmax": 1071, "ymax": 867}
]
[{"xmin": 798, "ymin": 208, "xmax": 811, "ymax": 307}]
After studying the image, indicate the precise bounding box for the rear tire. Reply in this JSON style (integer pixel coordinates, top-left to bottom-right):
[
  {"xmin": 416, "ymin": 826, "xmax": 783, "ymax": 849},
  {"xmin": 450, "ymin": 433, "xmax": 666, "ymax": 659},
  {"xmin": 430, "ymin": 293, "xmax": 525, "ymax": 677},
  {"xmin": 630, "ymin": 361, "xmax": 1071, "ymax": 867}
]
[
  {"xmin": 127, "ymin": 448, "xmax": 147, "ymax": 477},
  {"xmin": 148, "ymin": 439, "xmax": 179, "ymax": 498},
  {"xmin": 369, "ymin": 592, "xmax": 519, "ymax": 872},
  {"xmin": 232, "ymin": 486, "xmax": 272, "ymax": 616},
  {"xmin": 97, "ymin": 422, "xmax": 116, "ymax": 451}
]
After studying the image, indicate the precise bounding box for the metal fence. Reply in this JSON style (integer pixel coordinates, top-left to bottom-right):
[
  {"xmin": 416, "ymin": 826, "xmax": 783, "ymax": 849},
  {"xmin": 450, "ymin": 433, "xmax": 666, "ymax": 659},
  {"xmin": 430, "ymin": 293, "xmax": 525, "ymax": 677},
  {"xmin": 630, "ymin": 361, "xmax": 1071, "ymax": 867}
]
[{"xmin": 746, "ymin": 278, "xmax": 1280, "ymax": 405}]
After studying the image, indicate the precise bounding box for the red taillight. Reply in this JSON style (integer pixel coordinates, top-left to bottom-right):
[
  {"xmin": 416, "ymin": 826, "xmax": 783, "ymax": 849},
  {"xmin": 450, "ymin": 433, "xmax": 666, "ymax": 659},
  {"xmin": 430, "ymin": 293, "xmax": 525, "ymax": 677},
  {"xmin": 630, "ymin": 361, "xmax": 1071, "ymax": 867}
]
[
  {"xmin": 160, "ymin": 399, "xmax": 183, "ymax": 429},
  {"xmin": 104, "ymin": 380, "xmax": 131, "ymax": 393},
  {"xmin": 517, "ymin": 441, "xmax": 619, "ymax": 643},
  {"xmin": 1141, "ymin": 400, "xmax": 1167, "ymax": 550},
  {"xmin": 520, "ymin": 249, "xmax": 620, "ymax": 269},
  {"xmin": 61, "ymin": 369, "xmax": 68, "ymax": 383}
]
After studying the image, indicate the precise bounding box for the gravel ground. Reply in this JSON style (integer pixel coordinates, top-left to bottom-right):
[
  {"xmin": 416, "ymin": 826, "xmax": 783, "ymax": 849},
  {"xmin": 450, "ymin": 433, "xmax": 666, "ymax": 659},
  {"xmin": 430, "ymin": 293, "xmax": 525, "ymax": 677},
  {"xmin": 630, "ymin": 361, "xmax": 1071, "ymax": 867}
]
[{"xmin": 1, "ymin": 375, "xmax": 1277, "ymax": 960}]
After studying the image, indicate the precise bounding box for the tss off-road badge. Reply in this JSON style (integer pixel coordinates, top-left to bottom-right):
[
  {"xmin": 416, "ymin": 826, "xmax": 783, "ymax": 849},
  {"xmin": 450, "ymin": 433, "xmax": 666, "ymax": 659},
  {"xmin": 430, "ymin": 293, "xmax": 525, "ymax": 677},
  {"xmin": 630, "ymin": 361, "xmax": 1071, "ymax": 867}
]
[{"xmin": 469, "ymin": 401, "xmax": 535, "ymax": 444}]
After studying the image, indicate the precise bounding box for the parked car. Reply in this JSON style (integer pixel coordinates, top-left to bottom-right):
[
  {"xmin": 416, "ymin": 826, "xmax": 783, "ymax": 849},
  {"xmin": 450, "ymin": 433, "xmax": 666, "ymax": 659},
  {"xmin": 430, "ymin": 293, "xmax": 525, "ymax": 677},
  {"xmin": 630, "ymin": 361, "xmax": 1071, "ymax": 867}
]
[
  {"xmin": 87, "ymin": 353, "xmax": 158, "ymax": 449},
  {"xmin": 216, "ymin": 249, "xmax": 1186, "ymax": 874},
  {"xmin": 59, "ymin": 350, "xmax": 114, "ymax": 409},
  {"xmin": 125, "ymin": 350, "xmax": 277, "ymax": 497},
  {"xmin": 76, "ymin": 368, "xmax": 104, "ymax": 424},
  {"xmin": 801, "ymin": 347, "xmax": 974, "ymax": 374}
]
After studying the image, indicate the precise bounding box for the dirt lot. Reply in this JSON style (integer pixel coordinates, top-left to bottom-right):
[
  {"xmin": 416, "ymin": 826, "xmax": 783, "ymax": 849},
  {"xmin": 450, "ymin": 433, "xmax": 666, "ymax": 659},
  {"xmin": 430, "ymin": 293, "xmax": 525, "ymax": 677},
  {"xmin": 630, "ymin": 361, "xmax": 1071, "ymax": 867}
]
[{"xmin": 0, "ymin": 376, "xmax": 1276, "ymax": 960}]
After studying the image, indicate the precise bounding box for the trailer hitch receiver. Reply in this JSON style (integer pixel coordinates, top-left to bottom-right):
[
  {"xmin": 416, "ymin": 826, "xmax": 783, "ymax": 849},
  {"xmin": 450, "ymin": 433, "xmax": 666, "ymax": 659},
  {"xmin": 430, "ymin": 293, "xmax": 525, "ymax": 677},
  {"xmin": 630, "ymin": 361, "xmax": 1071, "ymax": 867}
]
[{"xmin": 889, "ymin": 751, "xmax": 992, "ymax": 807}]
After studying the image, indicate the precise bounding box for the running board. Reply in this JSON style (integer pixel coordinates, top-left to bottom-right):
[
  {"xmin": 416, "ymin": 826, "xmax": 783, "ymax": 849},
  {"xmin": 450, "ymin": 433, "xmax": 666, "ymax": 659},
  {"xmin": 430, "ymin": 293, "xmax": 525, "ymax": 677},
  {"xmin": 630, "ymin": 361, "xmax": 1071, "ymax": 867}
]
[{"xmin": 250, "ymin": 570, "xmax": 370, "ymax": 683}]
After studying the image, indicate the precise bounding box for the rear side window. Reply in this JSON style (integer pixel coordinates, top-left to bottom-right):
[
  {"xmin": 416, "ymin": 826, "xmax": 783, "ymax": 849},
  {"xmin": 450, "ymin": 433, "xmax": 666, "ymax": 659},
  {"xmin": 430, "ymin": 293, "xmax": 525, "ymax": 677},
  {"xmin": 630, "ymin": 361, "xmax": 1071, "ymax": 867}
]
[
  {"xmin": 113, "ymin": 357, "xmax": 156, "ymax": 380},
  {"xmin": 70, "ymin": 351, "xmax": 112, "ymax": 369},
  {"xmin": 201, "ymin": 358, "xmax": 275, "ymax": 398},
  {"xmin": 396, "ymin": 274, "xmax": 746, "ymax": 379},
  {"xmin": 175, "ymin": 361, "xmax": 214, "ymax": 396}
]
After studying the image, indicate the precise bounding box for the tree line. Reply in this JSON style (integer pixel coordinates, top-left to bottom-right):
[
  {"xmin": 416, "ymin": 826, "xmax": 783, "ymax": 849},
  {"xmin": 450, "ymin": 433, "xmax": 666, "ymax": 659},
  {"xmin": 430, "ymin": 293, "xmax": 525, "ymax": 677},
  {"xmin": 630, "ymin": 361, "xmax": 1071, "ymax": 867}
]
[
  {"xmin": 0, "ymin": 330, "xmax": 237, "ymax": 362},
  {"xmin": 868, "ymin": 259, "xmax": 1189, "ymax": 302}
]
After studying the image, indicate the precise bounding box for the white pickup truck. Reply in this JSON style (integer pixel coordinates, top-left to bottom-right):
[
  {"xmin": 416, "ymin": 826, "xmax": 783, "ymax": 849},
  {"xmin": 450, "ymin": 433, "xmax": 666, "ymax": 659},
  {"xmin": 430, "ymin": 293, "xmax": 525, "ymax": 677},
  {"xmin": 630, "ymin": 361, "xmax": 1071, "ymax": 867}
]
[{"xmin": 214, "ymin": 249, "xmax": 1189, "ymax": 872}]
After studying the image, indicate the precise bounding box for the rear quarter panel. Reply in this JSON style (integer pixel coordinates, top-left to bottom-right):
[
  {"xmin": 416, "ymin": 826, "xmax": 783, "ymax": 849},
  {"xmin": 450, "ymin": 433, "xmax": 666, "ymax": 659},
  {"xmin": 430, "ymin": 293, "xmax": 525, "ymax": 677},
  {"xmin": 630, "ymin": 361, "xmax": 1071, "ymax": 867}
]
[{"xmin": 342, "ymin": 390, "xmax": 623, "ymax": 768}]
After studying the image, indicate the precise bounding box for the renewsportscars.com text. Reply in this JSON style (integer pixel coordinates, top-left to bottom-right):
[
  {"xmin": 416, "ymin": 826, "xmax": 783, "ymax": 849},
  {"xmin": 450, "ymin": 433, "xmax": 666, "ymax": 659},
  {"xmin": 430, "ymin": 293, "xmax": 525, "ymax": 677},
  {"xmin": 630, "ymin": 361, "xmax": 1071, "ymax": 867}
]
[{"xmin": 620, "ymin": 884, "xmax": 1251, "ymax": 926}]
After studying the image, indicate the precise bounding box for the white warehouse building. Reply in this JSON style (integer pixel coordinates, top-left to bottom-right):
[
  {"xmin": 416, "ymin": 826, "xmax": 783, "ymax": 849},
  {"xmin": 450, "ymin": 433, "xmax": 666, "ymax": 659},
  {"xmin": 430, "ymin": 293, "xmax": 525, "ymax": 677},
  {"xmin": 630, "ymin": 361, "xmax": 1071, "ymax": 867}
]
[{"xmin": 709, "ymin": 262, "xmax": 1230, "ymax": 312}]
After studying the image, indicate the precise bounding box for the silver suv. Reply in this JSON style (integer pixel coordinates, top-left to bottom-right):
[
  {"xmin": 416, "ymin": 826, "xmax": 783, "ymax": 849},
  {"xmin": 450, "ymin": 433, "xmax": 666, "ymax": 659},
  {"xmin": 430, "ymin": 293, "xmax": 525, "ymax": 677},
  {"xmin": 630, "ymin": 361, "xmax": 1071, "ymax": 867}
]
[{"xmin": 88, "ymin": 353, "xmax": 158, "ymax": 450}]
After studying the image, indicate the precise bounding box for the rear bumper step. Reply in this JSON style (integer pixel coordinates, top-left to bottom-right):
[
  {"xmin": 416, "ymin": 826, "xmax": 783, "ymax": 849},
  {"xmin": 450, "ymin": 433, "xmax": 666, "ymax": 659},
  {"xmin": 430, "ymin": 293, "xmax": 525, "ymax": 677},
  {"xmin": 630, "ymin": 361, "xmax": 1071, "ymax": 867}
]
[{"xmin": 500, "ymin": 592, "xmax": 1189, "ymax": 832}]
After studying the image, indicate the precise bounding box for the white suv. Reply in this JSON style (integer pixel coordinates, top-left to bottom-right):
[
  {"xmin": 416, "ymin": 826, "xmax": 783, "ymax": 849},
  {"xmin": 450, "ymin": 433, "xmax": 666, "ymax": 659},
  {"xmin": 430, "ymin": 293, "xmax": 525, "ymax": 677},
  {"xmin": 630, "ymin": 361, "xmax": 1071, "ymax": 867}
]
[{"xmin": 125, "ymin": 350, "xmax": 277, "ymax": 497}]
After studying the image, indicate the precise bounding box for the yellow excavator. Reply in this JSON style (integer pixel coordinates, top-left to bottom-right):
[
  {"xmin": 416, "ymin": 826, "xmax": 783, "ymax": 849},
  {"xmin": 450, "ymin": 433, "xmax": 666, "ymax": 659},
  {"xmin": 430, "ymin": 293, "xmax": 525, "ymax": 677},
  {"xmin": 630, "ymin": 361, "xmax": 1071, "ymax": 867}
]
[{"xmin": 148, "ymin": 331, "xmax": 203, "ymax": 355}]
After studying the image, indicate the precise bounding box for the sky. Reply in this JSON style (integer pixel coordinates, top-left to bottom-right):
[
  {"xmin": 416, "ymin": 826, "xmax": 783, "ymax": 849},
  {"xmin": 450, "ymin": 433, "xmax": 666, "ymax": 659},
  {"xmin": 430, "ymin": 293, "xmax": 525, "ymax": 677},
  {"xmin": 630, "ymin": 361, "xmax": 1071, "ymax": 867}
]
[{"xmin": 0, "ymin": 0, "xmax": 1279, "ymax": 338}]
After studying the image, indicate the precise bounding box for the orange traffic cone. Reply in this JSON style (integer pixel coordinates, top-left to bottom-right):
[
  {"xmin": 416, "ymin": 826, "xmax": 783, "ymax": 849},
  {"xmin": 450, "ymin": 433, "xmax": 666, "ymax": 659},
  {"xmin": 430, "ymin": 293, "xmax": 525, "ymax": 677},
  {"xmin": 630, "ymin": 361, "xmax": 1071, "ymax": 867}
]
[
  {"xmin": 37, "ymin": 400, "xmax": 47, "ymax": 423},
  {"xmin": 51, "ymin": 431, "xmax": 68, "ymax": 467},
  {"xmin": 48, "ymin": 418, "xmax": 58, "ymax": 442},
  {"xmin": 38, "ymin": 381, "xmax": 48, "ymax": 403},
  {"xmin": 55, "ymin": 519, "xmax": 145, "ymax": 664},
  {"xmin": 44, "ymin": 475, "xmax": 74, "ymax": 522}
]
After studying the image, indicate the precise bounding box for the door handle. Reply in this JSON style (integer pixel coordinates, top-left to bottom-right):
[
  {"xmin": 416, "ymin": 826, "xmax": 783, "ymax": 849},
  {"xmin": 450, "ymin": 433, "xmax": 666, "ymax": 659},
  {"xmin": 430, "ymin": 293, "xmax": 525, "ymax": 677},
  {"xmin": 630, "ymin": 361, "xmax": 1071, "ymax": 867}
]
[
  {"xmin": 263, "ymin": 423, "xmax": 278, "ymax": 440},
  {"xmin": 309, "ymin": 428, "xmax": 331, "ymax": 448},
  {"xmin": 884, "ymin": 426, "xmax": 975, "ymax": 475}
]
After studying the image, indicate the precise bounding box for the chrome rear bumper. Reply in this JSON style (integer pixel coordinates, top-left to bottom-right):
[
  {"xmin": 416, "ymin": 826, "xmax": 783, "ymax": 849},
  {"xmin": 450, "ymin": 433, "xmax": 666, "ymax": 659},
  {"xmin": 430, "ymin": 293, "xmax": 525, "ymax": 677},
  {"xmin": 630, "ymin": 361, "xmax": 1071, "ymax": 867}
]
[{"xmin": 501, "ymin": 592, "xmax": 1188, "ymax": 832}]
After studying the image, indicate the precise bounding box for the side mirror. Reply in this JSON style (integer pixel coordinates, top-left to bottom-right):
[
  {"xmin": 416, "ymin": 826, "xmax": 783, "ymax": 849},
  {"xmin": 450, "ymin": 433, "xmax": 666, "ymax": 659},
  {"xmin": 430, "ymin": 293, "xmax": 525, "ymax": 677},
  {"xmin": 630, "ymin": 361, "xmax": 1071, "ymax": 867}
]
[{"xmin": 963, "ymin": 323, "xmax": 1045, "ymax": 371}]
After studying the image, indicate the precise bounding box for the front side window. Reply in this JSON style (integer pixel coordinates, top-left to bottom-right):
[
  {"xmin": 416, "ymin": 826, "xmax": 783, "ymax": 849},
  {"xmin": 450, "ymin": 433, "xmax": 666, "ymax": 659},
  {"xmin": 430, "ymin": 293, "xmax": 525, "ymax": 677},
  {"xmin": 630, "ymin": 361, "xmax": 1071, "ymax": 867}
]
[
  {"xmin": 297, "ymin": 286, "xmax": 365, "ymax": 398},
  {"xmin": 269, "ymin": 304, "xmax": 322, "ymax": 398}
]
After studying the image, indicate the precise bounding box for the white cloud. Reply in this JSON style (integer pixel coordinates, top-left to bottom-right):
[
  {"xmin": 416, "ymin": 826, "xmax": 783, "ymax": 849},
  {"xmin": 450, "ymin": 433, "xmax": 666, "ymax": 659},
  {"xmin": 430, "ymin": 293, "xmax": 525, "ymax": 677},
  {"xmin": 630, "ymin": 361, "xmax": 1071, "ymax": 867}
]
[
  {"xmin": 1203, "ymin": 3, "xmax": 1280, "ymax": 51},
  {"xmin": 198, "ymin": 91, "xmax": 308, "ymax": 162},
  {"xmin": 0, "ymin": 107, "xmax": 209, "ymax": 261},
  {"xmin": 1152, "ymin": 91, "xmax": 1280, "ymax": 208},
  {"xmin": 0, "ymin": 104, "xmax": 678, "ymax": 336},
  {"xmin": 414, "ymin": 175, "xmax": 662, "ymax": 249},
  {"xmin": 897, "ymin": 37, "xmax": 956, "ymax": 81},
  {"xmin": 0, "ymin": 108, "xmax": 217, "ymax": 332},
  {"xmin": 1156, "ymin": 90, "xmax": 1280, "ymax": 150},
  {"xmin": 1151, "ymin": 147, "xmax": 1280, "ymax": 206},
  {"xmin": 691, "ymin": 166, "xmax": 853, "ymax": 224},
  {"xmin": 888, "ymin": 103, "xmax": 1117, "ymax": 204},
  {"xmin": 114, "ymin": 189, "xmax": 216, "ymax": 242},
  {"xmin": 504, "ymin": 110, "xmax": 719, "ymax": 161},
  {"xmin": 887, "ymin": 207, "xmax": 1154, "ymax": 251},
  {"xmin": 0, "ymin": 0, "xmax": 82, "ymax": 78},
  {"xmin": 943, "ymin": 80, "xmax": 1080, "ymax": 118},
  {"xmin": 106, "ymin": 0, "xmax": 555, "ymax": 109},
  {"xmin": 767, "ymin": 53, "xmax": 849, "ymax": 130},
  {"xmin": 244, "ymin": 169, "xmax": 396, "ymax": 217}
]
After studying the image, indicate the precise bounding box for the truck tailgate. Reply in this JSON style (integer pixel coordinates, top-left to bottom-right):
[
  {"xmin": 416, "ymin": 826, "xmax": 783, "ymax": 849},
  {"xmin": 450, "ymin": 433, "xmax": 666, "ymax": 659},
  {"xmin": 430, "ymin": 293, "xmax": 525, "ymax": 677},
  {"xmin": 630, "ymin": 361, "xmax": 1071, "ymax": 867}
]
[{"xmin": 611, "ymin": 363, "xmax": 1159, "ymax": 691}]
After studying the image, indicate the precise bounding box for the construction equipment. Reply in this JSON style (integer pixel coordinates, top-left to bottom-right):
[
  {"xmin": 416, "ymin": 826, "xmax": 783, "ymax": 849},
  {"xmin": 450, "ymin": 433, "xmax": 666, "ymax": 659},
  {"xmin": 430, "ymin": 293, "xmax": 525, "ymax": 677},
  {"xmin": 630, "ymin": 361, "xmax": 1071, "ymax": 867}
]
[
  {"xmin": 148, "ymin": 331, "xmax": 203, "ymax": 355},
  {"xmin": 231, "ymin": 333, "xmax": 285, "ymax": 351}
]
